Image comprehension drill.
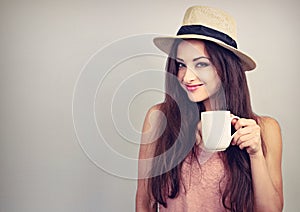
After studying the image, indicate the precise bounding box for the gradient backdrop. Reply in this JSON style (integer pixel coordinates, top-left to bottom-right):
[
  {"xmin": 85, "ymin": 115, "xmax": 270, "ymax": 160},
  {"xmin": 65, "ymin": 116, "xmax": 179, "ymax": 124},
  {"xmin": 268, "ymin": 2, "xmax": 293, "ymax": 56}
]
[{"xmin": 1, "ymin": 0, "xmax": 299, "ymax": 211}]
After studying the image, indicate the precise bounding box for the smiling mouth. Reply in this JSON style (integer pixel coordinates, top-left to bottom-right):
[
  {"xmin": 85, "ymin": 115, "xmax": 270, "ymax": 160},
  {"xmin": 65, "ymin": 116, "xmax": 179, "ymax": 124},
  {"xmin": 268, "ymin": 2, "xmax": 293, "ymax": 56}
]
[{"xmin": 185, "ymin": 84, "xmax": 204, "ymax": 91}]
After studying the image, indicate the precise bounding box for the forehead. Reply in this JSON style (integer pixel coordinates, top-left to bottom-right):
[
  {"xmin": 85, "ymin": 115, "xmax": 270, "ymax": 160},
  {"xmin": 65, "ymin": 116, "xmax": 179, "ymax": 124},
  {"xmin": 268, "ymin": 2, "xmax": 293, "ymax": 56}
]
[{"xmin": 176, "ymin": 39, "xmax": 208, "ymax": 59}]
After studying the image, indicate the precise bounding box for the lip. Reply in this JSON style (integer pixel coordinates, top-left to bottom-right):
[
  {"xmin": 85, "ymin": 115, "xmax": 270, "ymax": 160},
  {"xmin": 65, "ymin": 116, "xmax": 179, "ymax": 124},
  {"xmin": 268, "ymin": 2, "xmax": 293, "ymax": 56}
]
[{"xmin": 185, "ymin": 84, "xmax": 204, "ymax": 91}]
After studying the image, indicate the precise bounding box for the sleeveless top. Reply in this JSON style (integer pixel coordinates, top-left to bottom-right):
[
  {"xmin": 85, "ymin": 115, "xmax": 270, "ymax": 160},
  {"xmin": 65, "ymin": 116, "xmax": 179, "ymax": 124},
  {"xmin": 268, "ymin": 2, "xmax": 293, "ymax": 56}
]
[{"xmin": 158, "ymin": 149, "xmax": 230, "ymax": 212}]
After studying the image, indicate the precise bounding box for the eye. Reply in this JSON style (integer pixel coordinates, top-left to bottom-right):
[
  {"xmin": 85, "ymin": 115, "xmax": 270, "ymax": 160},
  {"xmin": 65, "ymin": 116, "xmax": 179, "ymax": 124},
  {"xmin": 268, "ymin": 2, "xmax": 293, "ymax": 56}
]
[
  {"xmin": 196, "ymin": 62, "xmax": 210, "ymax": 68},
  {"xmin": 176, "ymin": 61, "xmax": 186, "ymax": 70}
]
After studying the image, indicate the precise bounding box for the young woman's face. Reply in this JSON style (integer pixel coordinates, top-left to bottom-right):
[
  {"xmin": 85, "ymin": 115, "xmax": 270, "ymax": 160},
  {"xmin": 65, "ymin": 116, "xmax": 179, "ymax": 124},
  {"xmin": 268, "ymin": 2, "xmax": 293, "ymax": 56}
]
[{"xmin": 176, "ymin": 39, "xmax": 221, "ymax": 105}]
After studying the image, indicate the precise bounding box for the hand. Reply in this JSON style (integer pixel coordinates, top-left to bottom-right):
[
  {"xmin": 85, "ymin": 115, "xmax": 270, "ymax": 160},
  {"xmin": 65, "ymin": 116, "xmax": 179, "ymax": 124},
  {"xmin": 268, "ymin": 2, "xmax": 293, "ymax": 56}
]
[
  {"xmin": 195, "ymin": 120, "xmax": 202, "ymax": 146},
  {"xmin": 231, "ymin": 116, "xmax": 263, "ymax": 156}
]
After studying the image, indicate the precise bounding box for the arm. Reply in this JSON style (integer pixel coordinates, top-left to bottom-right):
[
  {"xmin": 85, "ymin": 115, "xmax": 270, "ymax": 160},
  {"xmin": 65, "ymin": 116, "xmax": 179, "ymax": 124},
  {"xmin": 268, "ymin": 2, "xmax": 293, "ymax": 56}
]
[
  {"xmin": 136, "ymin": 105, "xmax": 162, "ymax": 212},
  {"xmin": 232, "ymin": 116, "xmax": 283, "ymax": 211},
  {"xmin": 136, "ymin": 178, "xmax": 157, "ymax": 212}
]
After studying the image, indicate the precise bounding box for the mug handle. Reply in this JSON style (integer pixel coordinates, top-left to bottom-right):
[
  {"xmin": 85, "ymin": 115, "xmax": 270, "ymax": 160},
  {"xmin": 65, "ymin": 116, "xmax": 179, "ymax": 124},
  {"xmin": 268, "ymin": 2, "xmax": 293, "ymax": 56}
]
[{"xmin": 230, "ymin": 116, "xmax": 240, "ymax": 140}]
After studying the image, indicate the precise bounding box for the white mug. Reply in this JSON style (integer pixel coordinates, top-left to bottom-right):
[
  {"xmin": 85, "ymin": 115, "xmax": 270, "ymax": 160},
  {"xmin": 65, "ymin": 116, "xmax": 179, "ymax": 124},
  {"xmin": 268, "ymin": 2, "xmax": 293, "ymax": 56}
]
[{"xmin": 201, "ymin": 111, "xmax": 239, "ymax": 151}]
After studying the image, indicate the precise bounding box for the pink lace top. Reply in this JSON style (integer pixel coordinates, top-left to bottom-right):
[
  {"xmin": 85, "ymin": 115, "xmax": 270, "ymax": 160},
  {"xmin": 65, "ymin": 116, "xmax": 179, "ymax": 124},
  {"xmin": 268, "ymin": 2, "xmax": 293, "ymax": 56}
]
[{"xmin": 158, "ymin": 149, "xmax": 229, "ymax": 212}]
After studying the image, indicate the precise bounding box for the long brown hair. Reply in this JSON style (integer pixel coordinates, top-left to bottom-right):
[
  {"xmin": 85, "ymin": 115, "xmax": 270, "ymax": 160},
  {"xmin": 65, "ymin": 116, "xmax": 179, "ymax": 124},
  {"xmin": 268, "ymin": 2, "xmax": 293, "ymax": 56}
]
[{"xmin": 148, "ymin": 39, "xmax": 264, "ymax": 212}]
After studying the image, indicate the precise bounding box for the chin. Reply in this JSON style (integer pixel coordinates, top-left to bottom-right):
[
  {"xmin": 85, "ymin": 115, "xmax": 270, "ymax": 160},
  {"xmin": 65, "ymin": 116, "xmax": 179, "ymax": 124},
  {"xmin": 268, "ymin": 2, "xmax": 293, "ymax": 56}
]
[{"xmin": 187, "ymin": 94, "xmax": 208, "ymax": 103}]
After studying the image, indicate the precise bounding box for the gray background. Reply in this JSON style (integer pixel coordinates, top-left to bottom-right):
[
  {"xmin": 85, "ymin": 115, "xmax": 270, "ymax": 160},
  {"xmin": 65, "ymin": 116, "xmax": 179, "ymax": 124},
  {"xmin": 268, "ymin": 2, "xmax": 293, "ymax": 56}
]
[{"xmin": 1, "ymin": 0, "xmax": 299, "ymax": 211}]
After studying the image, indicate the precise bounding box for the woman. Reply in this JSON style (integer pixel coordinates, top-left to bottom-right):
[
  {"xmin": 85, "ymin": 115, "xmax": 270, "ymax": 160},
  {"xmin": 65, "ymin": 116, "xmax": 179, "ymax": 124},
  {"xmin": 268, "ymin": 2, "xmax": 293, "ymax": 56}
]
[{"xmin": 136, "ymin": 6, "xmax": 283, "ymax": 212}]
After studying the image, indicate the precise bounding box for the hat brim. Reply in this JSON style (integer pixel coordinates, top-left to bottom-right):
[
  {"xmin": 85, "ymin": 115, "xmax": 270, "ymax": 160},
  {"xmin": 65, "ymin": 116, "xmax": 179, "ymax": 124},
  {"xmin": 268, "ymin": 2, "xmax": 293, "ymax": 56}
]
[{"xmin": 153, "ymin": 34, "xmax": 256, "ymax": 71}]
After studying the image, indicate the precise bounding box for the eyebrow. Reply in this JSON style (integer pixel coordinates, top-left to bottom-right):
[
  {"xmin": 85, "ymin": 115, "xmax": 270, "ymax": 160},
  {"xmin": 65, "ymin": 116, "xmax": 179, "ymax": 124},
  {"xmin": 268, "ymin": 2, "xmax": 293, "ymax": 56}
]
[{"xmin": 176, "ymin": 56, "xmax": 209, "ymax": 62}]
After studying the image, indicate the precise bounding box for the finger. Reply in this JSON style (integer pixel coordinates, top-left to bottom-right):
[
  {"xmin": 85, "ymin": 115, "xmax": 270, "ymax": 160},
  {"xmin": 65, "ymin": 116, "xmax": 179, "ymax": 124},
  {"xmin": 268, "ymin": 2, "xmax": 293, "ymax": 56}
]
[
  {"xmin": 230, "ymin": 114, "xmax": 239, "ymax": 125},
  {"xmin": 195, "ymin": 129, "xmax": 202, "ymax": 145},
  {"xmin": 195, "ymin": 121, "xmax": 202, "ymax": 145},
  {"xmin": 233, "ymin": 118, "xmax": 257, "ymax": 130},
  {"xmin": 245, "ymin": 143, "xmax": 262, "ymax": 155},
  {"xmin": 231, "ymin": 118, "xmax": 238, "ymax": 126},
  {"xmin": 231, "ymin": 126, "xmax": 253, "ymax": 145},
  {"xmin": 239, "ymin": 140, "xmax": 261, "ymax": 155},
  {"xmin": 236, "ymin": 133, "xmax": 257, "ymax": 146},
  {"xmin": 238, "ymin": 140, "xmax": 253, "ymax": 150},
  {"xmin": 197, "ymin": 121, "xmax": 202, "ymax": 132}
]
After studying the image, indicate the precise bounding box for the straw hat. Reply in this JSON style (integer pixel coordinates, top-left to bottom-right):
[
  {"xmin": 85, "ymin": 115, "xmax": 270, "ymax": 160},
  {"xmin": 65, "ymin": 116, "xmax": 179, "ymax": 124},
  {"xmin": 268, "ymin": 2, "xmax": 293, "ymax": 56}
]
[{"xmin": 153, "ymin": 6, "xmax": 256, "ymax": 71}]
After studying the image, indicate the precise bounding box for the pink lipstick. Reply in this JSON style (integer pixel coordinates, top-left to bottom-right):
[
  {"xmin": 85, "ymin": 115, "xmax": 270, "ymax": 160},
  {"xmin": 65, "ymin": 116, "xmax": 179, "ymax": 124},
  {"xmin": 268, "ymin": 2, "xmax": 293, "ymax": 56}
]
[{"xmin": 185, "ymin": 84, "xmax": 203, "ymax": 91}]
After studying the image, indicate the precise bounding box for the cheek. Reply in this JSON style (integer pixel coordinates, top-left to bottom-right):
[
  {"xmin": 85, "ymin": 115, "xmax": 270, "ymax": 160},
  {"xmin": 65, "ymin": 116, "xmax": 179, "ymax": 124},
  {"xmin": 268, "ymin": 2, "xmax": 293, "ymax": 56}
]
[
  {"xmin": 177, "ymin": 70, "xmax": 184, "ymax": 81},
  {"xmin": 196, "ymin": 71, "xmax": 216, "ymax": 83},
  {"xmin": 210, "ymin": 74, "xmax": 222, "ymax": 92},
  {"xmin": 213, "ymin": 71, "xmax": 222, "ymax": 87},
  {"xmin": 202, "ymin": 71, "xmax": 222, "ymax": 90},
  {"xmin": 215, "ymin": 76, "xmax": 222, "ymax": 88},
  {"xmin": 209, "ymin": 70, "xmax": 221, "ymax": 83}
]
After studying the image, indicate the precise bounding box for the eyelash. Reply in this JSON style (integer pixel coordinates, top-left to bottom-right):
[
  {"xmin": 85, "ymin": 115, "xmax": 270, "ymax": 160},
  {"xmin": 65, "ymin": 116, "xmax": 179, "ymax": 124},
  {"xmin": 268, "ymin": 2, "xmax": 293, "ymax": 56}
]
[
  {"xmin": 177, "ymin": 62, "xmax": 186, "ymax": 69},
  {"xmin": 176, "ymin": 62, "xmax": 209, "ymax": 70},
  {"xmin": 196, "ymin": 62, "xmax": 209, "ymax": 68}
]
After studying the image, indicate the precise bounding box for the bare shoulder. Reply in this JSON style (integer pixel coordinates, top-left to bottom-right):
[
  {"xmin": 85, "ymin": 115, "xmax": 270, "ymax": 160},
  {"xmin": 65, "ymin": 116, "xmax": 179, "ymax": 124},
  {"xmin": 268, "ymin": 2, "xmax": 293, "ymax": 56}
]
[
  {"xmin": 143, "ymin": 103, "xmax": 164, "ymax": 130},
  {"xmin": 257, "ymin": 116, "xmax": 282, "ymax": 154},
  {"xmin": 145, "ymin": 103, "xmax": 163, "ymax": 118},
  {"xmin": 257, "ymin": 116, "xmax": 281, "ymax": 136},
  {"xmin": 139, "ymin": 103, "xmax": 164, "ymax": 159}
]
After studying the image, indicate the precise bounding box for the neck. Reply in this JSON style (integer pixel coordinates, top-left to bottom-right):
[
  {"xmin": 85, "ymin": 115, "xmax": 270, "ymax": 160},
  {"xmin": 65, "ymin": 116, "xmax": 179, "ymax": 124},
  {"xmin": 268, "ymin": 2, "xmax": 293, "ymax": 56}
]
[{"xmin": 202, "ymin": 89, "xmax": 226, "ymax": 111}]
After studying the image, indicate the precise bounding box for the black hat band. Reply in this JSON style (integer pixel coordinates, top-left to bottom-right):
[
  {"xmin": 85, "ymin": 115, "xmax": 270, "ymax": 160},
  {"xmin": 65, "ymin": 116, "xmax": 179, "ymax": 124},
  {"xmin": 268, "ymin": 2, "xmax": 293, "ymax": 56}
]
[{"xmin": 177, "ymin": 25, "xmax": 238, "ymax": 49}]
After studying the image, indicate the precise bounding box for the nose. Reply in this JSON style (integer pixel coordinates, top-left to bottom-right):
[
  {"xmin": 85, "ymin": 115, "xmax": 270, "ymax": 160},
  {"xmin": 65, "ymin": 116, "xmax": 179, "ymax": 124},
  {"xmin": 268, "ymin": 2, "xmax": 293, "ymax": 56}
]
[{"xmin": 183, "ymin": 68, "xmax": 197, "ymax": 83}]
